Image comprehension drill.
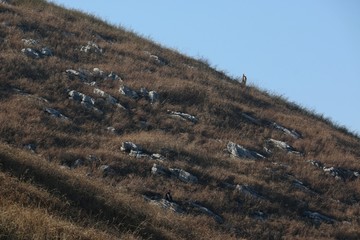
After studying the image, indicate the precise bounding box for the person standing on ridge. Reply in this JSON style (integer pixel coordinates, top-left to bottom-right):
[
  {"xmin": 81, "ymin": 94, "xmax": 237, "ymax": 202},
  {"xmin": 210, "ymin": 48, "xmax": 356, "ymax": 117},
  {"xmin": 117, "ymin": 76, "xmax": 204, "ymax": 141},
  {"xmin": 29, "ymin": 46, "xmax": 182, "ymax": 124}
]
[{"xmin": 241, "ymin": 73, "xmax": 247, "ymax": 87}]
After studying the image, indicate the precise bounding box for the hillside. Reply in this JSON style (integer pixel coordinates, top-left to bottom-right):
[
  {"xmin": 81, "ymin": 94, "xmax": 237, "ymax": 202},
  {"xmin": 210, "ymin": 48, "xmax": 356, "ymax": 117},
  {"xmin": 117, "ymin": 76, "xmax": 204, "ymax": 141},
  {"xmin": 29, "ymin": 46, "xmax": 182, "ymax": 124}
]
[{"xmin": 1, "ymin": 0, "xmax": 360, "ymax": 239}]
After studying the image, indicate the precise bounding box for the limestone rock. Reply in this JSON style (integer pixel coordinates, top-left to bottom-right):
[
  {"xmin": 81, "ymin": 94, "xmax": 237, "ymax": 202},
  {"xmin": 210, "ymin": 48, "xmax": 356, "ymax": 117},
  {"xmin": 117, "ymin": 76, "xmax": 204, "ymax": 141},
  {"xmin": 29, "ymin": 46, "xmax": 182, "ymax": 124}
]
[
  {"xmin": 272, "ymin": 122, "xmax": 302, "ymax": 139},
  {"xmin": 119, "ymin": 85, "xmax": 139, "ymax": 99},
  {"xmin": 22, "ymin": 38, "xmax": 39, "ymax": 46},
  {"xmin": 44, "ymin": 108, "xmax": 68, "ymax": 120},
  {"xmin": 107, "ymin": 71, "xmax": 122, "ymax": 81},
  {"xmin": 22, "ymin": 48, "xmax": 40, "ymax": 58},
  {"xmin": 169, "ymin": 168, "xmax": 198, "ymax": 183},
  {"xmin": 41, "ymin": 47, "xmax": 53, "ymax": 56},
  {"xmin": 121, "ymin": 141, "xmax": 141, "ymax": 152},
  {"xmin": 265, "ymin": 139, "xmax": 302, "ymax": 155},
  {"xmin": 308, "ymin": 160, "xmax": 359, "ymax": 181},
  {"xmin": 168, "ymin": 110, "xmax": 198, "ymax": 123},
  {"xmin": 99, "ymin": 165, "xmax": 116, "ymax": 177},
  {"xmin": 94, "ymin": 88, "xmax": 118, "ymax": 105},
  {"xmin": 80, "ymin": 41, "xmax": 102, "ymax": 54},
  {"xmin": 227, "ymin": 141, "xmax": 265, "ymax": 160},
  {"xmin": 304, "ymin": 211, "xmax": 335, "ymax": 224},
  {"xmin": 151, "ymin": 163, "xmax": 171, "ymax": 177}
]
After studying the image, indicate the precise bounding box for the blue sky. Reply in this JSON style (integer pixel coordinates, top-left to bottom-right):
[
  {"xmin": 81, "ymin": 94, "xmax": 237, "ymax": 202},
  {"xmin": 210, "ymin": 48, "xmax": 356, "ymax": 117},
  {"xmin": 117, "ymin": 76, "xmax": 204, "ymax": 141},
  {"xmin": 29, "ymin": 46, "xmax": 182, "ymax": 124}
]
[{"xmin": 48, "ymin": 0, "xmax": 360, "ymax": 134}]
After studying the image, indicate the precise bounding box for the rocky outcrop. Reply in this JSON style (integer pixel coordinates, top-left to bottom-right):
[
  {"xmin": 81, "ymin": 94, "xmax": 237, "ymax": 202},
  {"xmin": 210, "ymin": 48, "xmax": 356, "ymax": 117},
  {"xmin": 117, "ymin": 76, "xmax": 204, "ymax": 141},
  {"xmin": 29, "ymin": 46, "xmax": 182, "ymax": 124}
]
[
  {"xmin": 265, "ymin": 139, "xmax": 302, "ymax": 155},
  {"xmin": 143, "ymin": 194, "xmax": 184, "ymax": 214},
  {"xmin": 139, "ymin": 88, "xmax": 159, "ymax": 104},
  {"xmin": 68, "ymin": 90, "xmax": 102, "ymax": 113},
  {"xmin": 227, "ymin": 142, "xmax": 265, "ymax": 160},
  {"xmin": 167, "ymin": 110, "xmax": 198, "ymax": 123},
  {"xmin": 304, "ymin": 211, "xmax": 335, "ymax": 224},
  {"xmin": 169, "ymin": 168, "xmax": 198, "ymax": 184},
  {"xmin": 151, "ymin": 163, "xmax": 198, "ymax": 184},
  {"xmin": 99, "ymin": 165, "xmax": 116, "ymax": 177},
  {"xmin": 93, "ymin": 88, "xmax": 125, "ymax": 109},
  {"xmin": 271, "ymin": 122, "xmax": 302, "ymax": 139},
  {"xmin": 21, "ymin": 39, "xmax": 53, "ymax": 58},
  {"xmin": 44, "ymin": 108, "xmax": 68, "ymax": 120},
  {"xmin": 119, "ymin": 85, "xmax": 139, "ymax": 99},
  {"xmin": 308, "ymin": 160, "xmax": 359, "ymax": 181},
  {"xmin": 144, "ymin": 51, "xmax": 169, "ymax": 66},
  {"xmin": 80, "ymin": 41, "xmax": 103, "ymax": 54}
]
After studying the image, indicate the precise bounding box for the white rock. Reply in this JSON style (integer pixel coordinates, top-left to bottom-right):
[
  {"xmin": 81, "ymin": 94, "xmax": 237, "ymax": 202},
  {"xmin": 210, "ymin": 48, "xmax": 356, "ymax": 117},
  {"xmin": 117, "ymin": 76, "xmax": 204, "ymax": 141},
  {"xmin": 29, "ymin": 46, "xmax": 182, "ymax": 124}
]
[
  {"xmin": 168, "ymin": 110, "xmax": 198, "ymax": 123},
  {"xmin": 227, "ymin": 141, "xmax": 265, "ymax": 160},
  {"xmin": 119, "ymin": 85, "xmax": 139, "ymax": 99},
  {"xmin": 169, "ymin": 168, "xmax": 198, "ymax": 183}
]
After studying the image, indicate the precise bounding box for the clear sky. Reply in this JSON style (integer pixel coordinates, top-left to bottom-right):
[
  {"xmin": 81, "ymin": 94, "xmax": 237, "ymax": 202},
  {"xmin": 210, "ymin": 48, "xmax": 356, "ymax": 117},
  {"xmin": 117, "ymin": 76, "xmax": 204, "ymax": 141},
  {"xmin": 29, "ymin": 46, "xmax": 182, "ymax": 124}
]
[{"xmin": 48, "ymin": 0, "xmax": 360, "ymax": 134}]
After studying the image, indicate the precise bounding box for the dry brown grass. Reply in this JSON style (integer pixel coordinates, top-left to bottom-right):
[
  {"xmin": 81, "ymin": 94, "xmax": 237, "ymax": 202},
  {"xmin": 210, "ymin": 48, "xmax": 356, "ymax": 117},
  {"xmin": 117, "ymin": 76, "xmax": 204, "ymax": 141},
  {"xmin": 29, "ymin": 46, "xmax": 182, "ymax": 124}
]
[{"xmin": 0, "ymin": 0, "xmax": 360, "ymax": 239}]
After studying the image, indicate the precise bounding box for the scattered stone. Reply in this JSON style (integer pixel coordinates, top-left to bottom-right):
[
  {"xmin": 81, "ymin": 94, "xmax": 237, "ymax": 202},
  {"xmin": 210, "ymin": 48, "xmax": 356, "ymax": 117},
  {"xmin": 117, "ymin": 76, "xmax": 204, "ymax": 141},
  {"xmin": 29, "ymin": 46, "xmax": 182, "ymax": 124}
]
[
  {"xmin": 80, "ymin": 41, "xmax": 103, "ymax": 54},
  {"xmin": 121, "ymin": 141, "xmax": 142, "ymax": 153},
  {"xmin": 24, "ymin": 144, "xmax": 36, "ymax": 153},
  {"xmin": 106, "ymin": 126, "xmax": 116, "ymax": 134},
  {"xmin": 99, "ymin": 165, "xmax": 116, "ymax": 177},
  {"xmin": 151, "ymin": 153, "xmax": 165, "ymax": 161},
  {"xmin": 92, "ymin": 67, "xmax": 104, "ymax": 77},
  {"xmin": 73, "ymin": 159, "xmax": 84, "ymax": 168},
  {"xmin": 307, "ymin": 160, "xmax": 324, "ymax": 168},
  {"xmin": 148, "ymin": 90, "xmax": 160, "ymax": 104},
  {"xmin": 151, "ymin": 163, "xmax": 171, "ymax": 177},
  {"xmin": 307, "ymin": 160, "xmax": 359, "ymax": 181},
  {"xmin": 236, "ymin": 184, "xmax": 264, "ymax": 200},
  {"xmin": 144, "ymin": 51, "xmax": 168, "ymax": 65},
  {"xmin": 44, "ymin": 108, "xmax": 68, "ymax": 120},
  {"xmin": 107, "ymin": 71, "xmax": 122, "ymax": 81},
  {"xmin": 186, "ymin": 202, "xmax": 224, "ymax": 224},
  {"xmin": 271, "ymin": 122, "xmax": 302, "ymax": 139},
  {"xmin": 143, "ymin": 194, "xmax": 184, "ymax": 214},
  {"xmin": 323, "ymin": 166, "xmax": 359, "ymax": 181},
  {"xmin": 265, "ymin": 139, "xmax": 302, "ymax": 155},
  {"xmin": 291, "ymin": 179, "xmax": 316, "ymax": 195},
  {"xmin": 40, "ymin": 47, "xmax": 53, "ymax": 57},
  {"xmin": 227, "ymin": 141, "xmax": 265, "ymax": 160},
  {"xmin": 22, "ymin": 38, "xmax": 39, "ymax": 46},
  {"xmin": 167, "ymin": 110, "xmax": 198, "ymax": 123},
  {"xmin": 68, "ymin": 90, "xmax": 94, "ymax": 106},
  {"xmin": 22, "ymin": 48, "xmax": 40, "ymax": 58},
  {"xmin": 94, "ymin": 88, "xmax": 118, "ymax": 105},
  {"xmin": 119, "ymin": 85, "xmax": 139, "ymax": 99},
  {"xmin": 169, "ymin": 168, "xmax": 198, "ymax": 183},
  {"xmin": 303, "ymin": 211, "xmax": 335, "ymax": 224}
]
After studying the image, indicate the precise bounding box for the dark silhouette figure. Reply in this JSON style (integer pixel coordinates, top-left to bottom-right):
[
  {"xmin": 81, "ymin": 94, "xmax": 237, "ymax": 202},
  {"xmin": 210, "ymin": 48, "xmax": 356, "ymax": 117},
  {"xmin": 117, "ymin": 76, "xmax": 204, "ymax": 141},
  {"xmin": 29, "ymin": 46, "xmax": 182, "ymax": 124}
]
[
  {"xmin": 165, "ymin": 190, "xmax": 173, "ymax": 202},
  {"xmin": 241, "ymin": 74, "xmax": 247, "ymax": 87}
]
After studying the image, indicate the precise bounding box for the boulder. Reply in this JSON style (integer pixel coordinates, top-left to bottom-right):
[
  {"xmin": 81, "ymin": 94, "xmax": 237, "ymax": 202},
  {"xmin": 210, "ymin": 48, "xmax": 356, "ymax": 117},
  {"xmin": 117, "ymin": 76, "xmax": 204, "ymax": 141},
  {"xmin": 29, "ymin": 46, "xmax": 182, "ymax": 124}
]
[
  {"xmin": 44, "ymin": 108, "xmax": 68, "ymax": 120},
  {"xmin": 146, "ymin": 198, "xmax": 184, "ymax": 214},
  {"xmin": 151, "ymin": 163, "xmax": 171, "ymax": 177},
  {"xmin": 119, "ymin": 85, "xmax": 139, "ymax": 99},
  {"xmin": 323, "ymin": 166, "xmax": 359, "ymax": 181},
  {"xmin": 167, "ymin": 110, "xmax": 198, "ymax": 123},
  {"xmin": 22, "ymin": 38, "xmax": 38, "ymax": 46},
  {"xmin": 265, "ymin": 139, "xmax": 302, "ymax": 155},
  {"xmin": 308, "ymin": 160, "xmax": 359, "ymax": 181},
  {"xmin": 99, "ymin": 165, "xmax": 116, "ymax": 177},
  {"xmin": 41, "ymin": 47, "xmax": 53, "ymax": 56},
  {"xmin": 94, "ymin": 88, "xmax": 118, "ymax": 105},
  {"xmin": 22, "ymin": 48, "xmax": 40, "ymax": 58},
  {"xmin": 68, "ymin": 90, "xmax": 95, "ymax": 106},
  {"xmin": 169, "ymin": 168, "xmax": 198, "ymax": 183},
  {"xmin": 80, "ymin": 41, "xmax": 103, "ymax": 53},
  {"xmin": 121, "ymin": 141, "xmax": 141, "ymax": 152},
  {"xmin": 107, "ymin": 71, "xmax": 122, "ymax": 81},
  {"xmin": 148, "ymin": 91, "xmax": 159, "ymax": 104},
  {"xmin": 65, "ymin": 69, "xmax": 88, "ymax": 81},
  {"xmin": 303, "ymin": 211, "xmax": 335, "ymax": 224},
  {"xmin": 227, "ymin": 141, "xmax": 265, "ymax": 160},
  {"xmin": 271, "ymin": 122, "xmax": 302, "ymax": 139}
]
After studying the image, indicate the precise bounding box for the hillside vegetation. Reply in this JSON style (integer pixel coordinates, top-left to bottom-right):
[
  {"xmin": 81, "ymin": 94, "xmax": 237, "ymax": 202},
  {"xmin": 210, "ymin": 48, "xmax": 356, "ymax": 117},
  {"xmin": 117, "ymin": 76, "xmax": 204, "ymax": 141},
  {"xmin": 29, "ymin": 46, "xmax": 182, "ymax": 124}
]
[{"xmin": 1, "ymin": 0, "xmax": 360, "ymax": 239}]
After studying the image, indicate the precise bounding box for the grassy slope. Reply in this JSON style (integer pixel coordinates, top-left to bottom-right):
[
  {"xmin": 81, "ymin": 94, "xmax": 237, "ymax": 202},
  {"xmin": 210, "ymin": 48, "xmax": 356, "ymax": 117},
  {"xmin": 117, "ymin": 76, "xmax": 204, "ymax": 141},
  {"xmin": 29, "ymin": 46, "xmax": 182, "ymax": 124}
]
[{"xmin": 0, "ymin": 0, "xmax": 360, "ymax": 239}]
